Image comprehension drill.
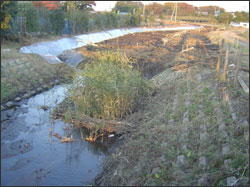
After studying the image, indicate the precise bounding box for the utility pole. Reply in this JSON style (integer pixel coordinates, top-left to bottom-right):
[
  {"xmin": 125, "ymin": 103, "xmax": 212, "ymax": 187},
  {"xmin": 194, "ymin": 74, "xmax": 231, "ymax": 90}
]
[
  {"xmin": 175, "ymin": 2, "xmax": 177, "ymax": 22},
  {"xmin": 170, "ymin": 3, "xmax": 175, "ymax": 21},
  {"xmin": 171, "ymin": 2, "xmax": 178, "ymax": 22},
  {"xmin": 143, "ymin": 3, "xmax": 145, "ymax": 15}
]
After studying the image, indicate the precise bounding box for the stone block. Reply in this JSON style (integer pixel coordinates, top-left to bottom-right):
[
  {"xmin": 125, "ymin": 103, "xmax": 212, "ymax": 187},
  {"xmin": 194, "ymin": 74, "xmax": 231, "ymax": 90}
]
[
  {"xmin": 177, "ymin": 155, "xmax": 185, "ymax": 166},
  {"xmin": 232, "ymin": 113, "xmax": 237, "ymax": 121},
  {"xmin": 6, "ymin": 101, "xmax": 13, "ymax": 108},
  {"xmin": 200, "ymin": 132, "xmax": 208, "ymax": 142},
  {"xmin": 14, "ymin": 97, "xmax": 21, "ymax": 102},
  {"xmin": 222, "ymin": 145, "xmax": 232, "ymax": 157},
  {"xmin": 183, "ymin": 117, "xmax": 189, "ymax": 124},
  {"xmin": 198, "ymin": 176, "xmax": 208, "ymax": 186},
  {"xmin": 224, "ymin": 159, "xmax": 232, "ymax": 168},
  {"xmin": 37, "ymin": 87, "xmax": 43, "ymax": 93},
  {"xmin": 199, "ymin": 156, "xmax": 207, "ymax": 168},
  {"xmin": 30, "ymin": 90, "xmax": 36, "ymax": 96},
  {"xmin": 23, "ymin": 93, "xmax": 29, "ymax": 99},
  {"xmin": 55, "ymin": 79, "xmax": 60, "ymax": 84},
  {"xmin": 168, "ymin": 119, "xmax": 174, "ymax": 125},
  {"xmin": 227, "ymin": 176, "xmax": 237, "ymax": 186}
]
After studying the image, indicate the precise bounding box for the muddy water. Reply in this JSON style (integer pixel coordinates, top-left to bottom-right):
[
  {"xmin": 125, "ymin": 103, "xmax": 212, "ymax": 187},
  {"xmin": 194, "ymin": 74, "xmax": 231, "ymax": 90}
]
[{"xmin": 1, "ymin": 85, "xmax": 113, "ymax": 186}]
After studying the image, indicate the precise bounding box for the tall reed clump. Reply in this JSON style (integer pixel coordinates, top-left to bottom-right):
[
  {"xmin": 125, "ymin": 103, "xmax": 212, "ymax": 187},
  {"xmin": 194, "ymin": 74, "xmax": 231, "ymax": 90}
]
[{"xmin": 68, "ymin": 51, "xmax": 152, "ymax": 120}]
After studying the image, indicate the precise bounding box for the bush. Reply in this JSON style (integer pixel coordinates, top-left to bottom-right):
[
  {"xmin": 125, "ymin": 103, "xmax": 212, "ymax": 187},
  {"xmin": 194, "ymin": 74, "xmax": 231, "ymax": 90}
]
[{"xmin": 68, "ymin": 51, "xmax": 151, "ymax": 120}]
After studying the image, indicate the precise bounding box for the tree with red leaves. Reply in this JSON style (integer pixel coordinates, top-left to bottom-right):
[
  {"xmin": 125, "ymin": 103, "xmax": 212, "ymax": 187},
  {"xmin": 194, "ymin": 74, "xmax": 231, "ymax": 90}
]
[{"xmin": 32, "ymin": 1, "xmax": 59, "ymax": 10}]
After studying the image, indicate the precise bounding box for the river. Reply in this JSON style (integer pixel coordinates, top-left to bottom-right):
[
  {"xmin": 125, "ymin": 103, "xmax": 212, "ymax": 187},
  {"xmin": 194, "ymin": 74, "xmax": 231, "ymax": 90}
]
[{"xmin": 1, "ymin": 85, "xmax": 115, "ymax": 186}]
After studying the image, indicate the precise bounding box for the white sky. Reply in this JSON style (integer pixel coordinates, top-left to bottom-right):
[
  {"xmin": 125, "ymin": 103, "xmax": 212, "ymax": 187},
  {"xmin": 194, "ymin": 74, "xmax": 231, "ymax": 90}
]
[{"xmin": 93, "ymin": 1, "xmax": 249, "ymax": 12}]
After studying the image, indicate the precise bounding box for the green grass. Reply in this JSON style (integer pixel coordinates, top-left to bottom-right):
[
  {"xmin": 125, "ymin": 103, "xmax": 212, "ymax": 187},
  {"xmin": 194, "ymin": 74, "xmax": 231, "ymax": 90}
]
[
  {"xmin": 68, "ymin": 51, "xmax": 152, "ymax": 120},
  {"xmin": 1, "ymin": 40, "xmax": 74, "ymax": 104},
  {"xmin": 1, "ymin": 82, "xmax": 19, "ymax": 102}
]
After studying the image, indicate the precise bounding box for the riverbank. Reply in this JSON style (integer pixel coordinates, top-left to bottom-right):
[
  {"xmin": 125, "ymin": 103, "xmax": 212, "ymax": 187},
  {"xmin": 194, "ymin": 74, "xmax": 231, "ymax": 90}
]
[
  {"xmin": 93, "ymin": 27, "xmax": 249, "ymax": 186},
  {"xmin": 1, "ymin": 40, "xmax": 74, "ymax": 108}
]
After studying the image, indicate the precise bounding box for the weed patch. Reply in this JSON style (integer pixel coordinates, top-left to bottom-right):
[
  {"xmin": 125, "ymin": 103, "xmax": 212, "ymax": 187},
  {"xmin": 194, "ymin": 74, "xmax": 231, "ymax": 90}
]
[{"xmin": 67, "ymin": 51, "xmax": 152, "ymax": 120}]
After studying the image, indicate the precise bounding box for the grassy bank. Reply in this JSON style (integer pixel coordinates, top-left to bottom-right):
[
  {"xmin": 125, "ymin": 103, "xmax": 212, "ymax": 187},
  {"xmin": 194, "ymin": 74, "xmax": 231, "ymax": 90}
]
[
  {"xmin": 94, "ymin": 27, "xmax": 249, "ymax": 186},
  {"xmin": 96, "ymin": 63, "xmax": 249, "ymax": 186},
  {"xmin": 1, "ymin": 40, "xmax": 74, "ymax": 104}
]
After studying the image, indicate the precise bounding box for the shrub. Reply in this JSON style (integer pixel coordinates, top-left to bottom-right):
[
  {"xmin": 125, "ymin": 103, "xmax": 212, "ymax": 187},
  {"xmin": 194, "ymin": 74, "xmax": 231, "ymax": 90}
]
[{"xmin": 68, "ymin": 51, "xmax": 151, "ymax": 120}]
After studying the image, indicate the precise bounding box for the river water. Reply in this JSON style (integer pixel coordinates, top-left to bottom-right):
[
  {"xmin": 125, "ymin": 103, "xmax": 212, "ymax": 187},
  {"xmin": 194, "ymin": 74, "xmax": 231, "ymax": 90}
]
[{"xmin": 1, "ymin": 85, "xmax": 114, "ymax": 186}]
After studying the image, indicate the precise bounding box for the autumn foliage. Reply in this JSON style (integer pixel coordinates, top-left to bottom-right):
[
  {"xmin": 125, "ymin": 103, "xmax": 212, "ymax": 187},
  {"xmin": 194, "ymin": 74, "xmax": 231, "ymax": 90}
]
[
  {"xmin": 32, "ymin": 1, "xmax": 59, "ymax": 10},
  {"xmin": 145, "ymin": 2, "xmax": 163, "ymax": 15}
]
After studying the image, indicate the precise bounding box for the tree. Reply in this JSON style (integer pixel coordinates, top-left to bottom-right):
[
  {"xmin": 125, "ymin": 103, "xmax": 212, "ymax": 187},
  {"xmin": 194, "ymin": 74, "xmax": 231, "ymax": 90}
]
[
  {"xmin": 94, "ymin": 13, "xmax": 105, "ymax": 30},
  {"xmin": 217, "ymin": 12, "xmax": 233, "ymax": 24},
  {"xmin": 76, "ymin": 10, "xmax": 89, "ymax": 33},
  {"xmin": 49, "ymin": 9, "xmax": 65, "ymax": 35},
  {"xmin": 163, "ymin": 3, "xmax": 174, "ymax": 15},
  {"xmin": 63, "ymin": 1, "xmax": 95, "ymax": 35},
  {"xmin": 25, "ymin": 5, "xmax": 40, "ymax": 33},
  {"xmin": 177, "ymin": 3, "xmax": 196, "ymax": 16},
  {"xmin": 32, "ymin": 1, "xmax": 59, "ymax": 10},
  {"xmin": 233, "ymin": 11, "xmax": 249, "ymax": 23},
  {"xmin": 113, "ymin": 1, "xmax": 143, "ymax": 13},
  {"xmin": 131, "ymin": 8, "xmax": 142, "ymax": 26},
  {"xmin": 1, "ymin": 1, "xmax": 18, "ymax": 31},
  {"xmin": 145, "ymin": 2, "xmax": 163, "ymax": 16},
  {"xmin": 36, "ymin": 6, "xmax": 52, "ymax": 34},
  {"xmin": 163, "ymin": 2, "xmax": 175, "ymax": 15}
]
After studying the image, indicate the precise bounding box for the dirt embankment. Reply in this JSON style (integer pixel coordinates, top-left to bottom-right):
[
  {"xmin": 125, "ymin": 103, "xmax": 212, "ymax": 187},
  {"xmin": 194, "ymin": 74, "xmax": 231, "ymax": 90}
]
[
  {"xmin": 77, "ymin": 27, "xmax": 249, "ymax": 186},
  {"xmin": 77, "ymin": 26, "xmax": 218, "ymax": 79}
]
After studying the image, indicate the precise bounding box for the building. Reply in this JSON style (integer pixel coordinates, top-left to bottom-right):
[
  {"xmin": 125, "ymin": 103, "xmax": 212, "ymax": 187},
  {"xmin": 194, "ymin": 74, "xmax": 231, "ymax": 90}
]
[{"xmin": 240, "ymin": 22, "xmax": 249, "ymax": 28}]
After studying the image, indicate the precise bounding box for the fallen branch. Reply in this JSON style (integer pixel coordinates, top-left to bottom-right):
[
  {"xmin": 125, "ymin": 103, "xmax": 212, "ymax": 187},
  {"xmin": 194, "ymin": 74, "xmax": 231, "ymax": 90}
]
[
  {"xmin": 60, "ymin": 137, "xmax": 81, "ymax": 143},
  {"xmin": 181, "ymin": 47, "xmax": 194, "ymax": 53},
  {"xmin": 53, "ymin": 132, "xmax": 62, "ymax": 139},
  {"xmin": 53, "ymin": 112, "xmax": 132, "ymax": 136},
  {"xmin": 73, "ymin": 114, "xmax": 131, "ymax": 133},
  {"xmin": 85, "ymin": 134, "xmax": 103, "ymax": 142}
]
